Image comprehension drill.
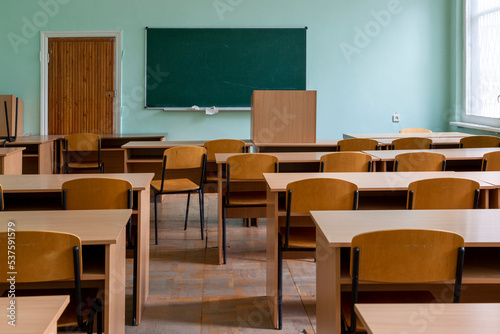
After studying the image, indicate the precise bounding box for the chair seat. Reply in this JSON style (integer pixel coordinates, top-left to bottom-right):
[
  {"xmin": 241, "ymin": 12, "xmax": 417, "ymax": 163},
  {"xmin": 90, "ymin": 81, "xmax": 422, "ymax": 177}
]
[
  {"xmin": 151, "ymin": 178, "xmax": 200, "ymax": 193},
  {"xmin": 206, "ymin": 173, "xmax": 218, "ymax": 183},
  {"xmin": 67, "ymin": 161, "xmax": 101, "ymax": 169},
  {"xmin": 227, "ymin": 191, "xmax": 267, "ymax": 206},
  {"xmin": 279, "ymin": 227, "xmax": 316, "ymax": 249},
  {"xmin": 341, "ymin": 290, "xmax": 436, "ymax": 332},
  {"xmin": 3, "ymin": 288, "xmax": 99, "ymax": 327}
]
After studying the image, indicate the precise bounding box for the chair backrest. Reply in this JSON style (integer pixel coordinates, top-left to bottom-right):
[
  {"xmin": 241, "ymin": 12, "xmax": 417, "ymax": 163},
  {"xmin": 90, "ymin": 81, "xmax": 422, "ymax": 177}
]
[
  {"xmin": 394, "ymin": 152, "xmax": 446, "ymax": 172},
  {"xmin": 65, "ymin": 133, "xmax": 101, "ymax": 152},
  {"xmin": 226, "ymin": 153, "xmax": 278, "ymax": 180},
  {"xmin": 482, "ymin": 151, "xmax": 500, "ymax": 171},
  {"xmin": 286, "ymin": 178, "xmax": 359, "ymax": 213},
  {"xmin": 62, "ymin": 178, "xmax": 132, "ymax": 210},
  {"xmin": 391, "ymin": 137, "xmax": 433, "ymax": 150},
  {"xmin": 163, "ymin": 146, "xmax": 206, "ymax": 169},
  {"xmin": 337, "ymin": 138, "xmax": 378, "ymax": 151},
  {"xmin": 351, "ymin": 229, "xmax": 464, "ymax": 283},
  {"xmin": 204, "ymin": 139, "xmax": 246, "ymax": 161},
  {"xmin": 460, "ymin": 135, "xmax": 500, "ymax": 148},
  {"xmin": 320, "ymin": 152, "xmax": 372, "ymax": 172},
  {"xmin": 0, "ymin": 184, "xmax": 3, "ymax": 211},
  {"xmin": 0, "ymin": 231, "xmax": 81, "ymax": 283},
  {"xmin": 407, "ymin": 177, "xmax": 480, "ymax": 209},
  {"xmin": 399, "ymin": 128, "xmax": 432, "ymax": 133}
]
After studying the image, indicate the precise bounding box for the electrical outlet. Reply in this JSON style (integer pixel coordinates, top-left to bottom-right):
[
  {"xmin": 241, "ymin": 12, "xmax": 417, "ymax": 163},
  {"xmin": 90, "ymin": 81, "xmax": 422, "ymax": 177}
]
[{"xmin": 392, "ymin": 113, "xmax": 400, "ymax": 122}]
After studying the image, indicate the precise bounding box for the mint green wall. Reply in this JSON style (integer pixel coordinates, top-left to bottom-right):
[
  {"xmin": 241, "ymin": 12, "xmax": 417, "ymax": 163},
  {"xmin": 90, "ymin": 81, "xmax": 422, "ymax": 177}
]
[{"xmin": 0, "ymin": 0, "xmax": 454, "ymax": 140}]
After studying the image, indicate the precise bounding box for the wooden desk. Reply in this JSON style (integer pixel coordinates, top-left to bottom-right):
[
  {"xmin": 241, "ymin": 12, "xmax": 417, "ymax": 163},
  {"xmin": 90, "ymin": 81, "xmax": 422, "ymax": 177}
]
[
  {"xmin": 60, "ymin": 133, "xmax": 167, "ymax": 173},
  {"xmin": 312, "ymin": 209, "xmax": 500, "ymax": 334},
  {"xmin": 0, "ymin": 173, "xmax": 153, "ymax": 325},
  {"xmin": 5, "ymin": 135, "xmax": 62, "ymax": 174},
  {"xmin": 254, "ymin": 139, "xmax": 340, "ymax": 152},
  {"xmin": 0, "ymin": 295, "xmax": 70, "ymax": 334},
  {"xmin": 264, "ymin": 173, "xmax": 495, "ymax": 328},
  {"xmin": 0, "ymin": 210, "xmax": 131, "ymax": 333},
  {"xmin": 355, "ymin": 303, "xmax": 500, "ymax": 334},
  {"xmin": 363, "ymin": 147, "xmax": 500, "ymax": 171},
  {"xmin": 0, "ymin": 147, "xmax": 24, "ymax": 174},
  {"xmin": 123, "ymin": 140, "xmax": 252, "ymax": 179},
  {"xmin": 343, "ymin": 132, "xmax": 473, "ymax": 139}
]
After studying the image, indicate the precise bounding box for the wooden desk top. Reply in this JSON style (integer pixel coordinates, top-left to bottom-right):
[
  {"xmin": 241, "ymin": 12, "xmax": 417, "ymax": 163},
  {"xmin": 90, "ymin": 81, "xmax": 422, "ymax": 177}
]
[
  {"xmin": 355, "ymin": 303, "xmax": 500, "ymax": 334},
  {"xmin": 215, "ymin": 151, "xmax": 377, "ymax": 164},
  {"xmin": 252, "ymin": 139, "xmax": 341, "ymax": 147},
  {"xmin": 311, "ymin": 209, "xmax": 500, "ymax": 248},
  {"xmin": 0, "ymin": 209, "xmax": 131, "ymax": 245},
  {"xmin": 363, "ymin": 147, "xmax": 500, "ymax": 161},
  {"xmin": 122, "ymin": 140, "xmax": 253, "ymax": 149},
  {"xmin": 0, "ymin": 147, "xmax": 25, "ymax": 157},
  {"xmin": 343, "ymin": 132, "xmax": 472, "ymax": 139},
  {"xmin": 0, "ymin": 295, "xmax": 70, "ymax": 334},
  {"xmin": 376, "ymin": 137, "xmax": 465, "ymax": 145},
  {"xmin": 264, "ymin": 171, "xmax": 494, "ymax": 192},
  {"xmin": 5, "ymin": 135, "xmax": 63, "ymax": 145},
  {"xmin": 0, "ymin": 173, "xmax": 154, "ymax": 192}
]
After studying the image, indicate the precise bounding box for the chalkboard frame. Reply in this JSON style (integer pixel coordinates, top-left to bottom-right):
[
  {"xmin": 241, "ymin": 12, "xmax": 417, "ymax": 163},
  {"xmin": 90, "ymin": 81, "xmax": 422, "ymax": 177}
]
[{"xmin": 144, "ymin": 27, "xmax": 307, "ymax": 110}]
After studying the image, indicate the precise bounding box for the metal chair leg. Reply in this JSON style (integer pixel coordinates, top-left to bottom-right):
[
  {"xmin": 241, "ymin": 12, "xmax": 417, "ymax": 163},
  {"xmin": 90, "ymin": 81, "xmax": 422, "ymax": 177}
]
[
  {"xmin": 278, "ymin": 235, "xmax": 283, "ymax": 330},
  {"xmin": 184, "ymin": 193, "xmax": 191, "ymax": 230},
  {"xmin": 198, "ymin": 191, "xmax": 204, "ymax": 240},
  {"xmin": 154, "ymin": 193, "xmax": 159, "ymax": 245},
  {"xmin": 222, "ymin": 205, "xmax": 227, "ymax": 264}
]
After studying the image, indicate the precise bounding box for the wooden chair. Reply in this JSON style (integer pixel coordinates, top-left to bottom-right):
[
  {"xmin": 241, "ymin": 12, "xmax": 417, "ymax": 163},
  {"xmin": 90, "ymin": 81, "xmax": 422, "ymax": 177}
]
[
  {"xmin": 341, "ymin": 229, "xmax": 465, "ymax": 333},
  {"xmin": 399, "ymin": 128, "xmax": 432, "ymax": 133},
  {"xmin": 64, "ymin": 133, "xmax": 104, "ymax": 174},
  {"xmin": 320, "ymin": 152, "xmax": 372, "ymax": 172},
  {"xmin": 61, "ymin": 177, "xmax": 137, "ymax": 324},
  {"xmin": 482, "ymin": 151, "xmax": 500, "ymax": 171},
  {"xmin": 337, "ymin": 138, "xmax": 379, "ymax": 151},
  {"xmin": 407, "ymin": 177, "xmax": 480, "ymax": 209},
  {"xmin": 279, "ymin": 178, "xmax": 358, "ymax": 329},
  {"xmin": 0, "ymin": 184, "xmax": 3, "ymax": 211},
  {"xmin": 394, "ymin": 152, "xmax": 446, "ymax": 171},
  {"xmin": 460, "ymin": 135, "xmax": 500, "ymax": 148},
  {"xmin": 0, "ymin": 231, "xmax": 103, "ymax": 334},
  {"xmin": 391, "ymin": 137, "xmax": 433, "ymax": 150},
  {"xmin": 204, "ymin": 139, "xmax": 246, "ymax": 183},
  {"xmin": 223, "ymin": 153, "xmax": 278, "ymax": 264},
  {"xmin": 151, "ymin": 146, "xmax": 207, "ymax": 244}
]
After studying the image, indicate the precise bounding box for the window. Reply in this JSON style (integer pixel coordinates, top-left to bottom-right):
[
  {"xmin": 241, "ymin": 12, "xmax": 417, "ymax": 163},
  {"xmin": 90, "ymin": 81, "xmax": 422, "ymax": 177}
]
[{"xmin": 464, "ymin": 0, "xmax": 500, "ymax": 127}]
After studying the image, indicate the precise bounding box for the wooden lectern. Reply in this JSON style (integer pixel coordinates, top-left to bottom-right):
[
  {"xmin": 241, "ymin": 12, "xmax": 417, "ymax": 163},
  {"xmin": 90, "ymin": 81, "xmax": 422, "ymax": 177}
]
[{"xmin": 251, "ymin": 90, "xmax": 316, "ymax": 143}]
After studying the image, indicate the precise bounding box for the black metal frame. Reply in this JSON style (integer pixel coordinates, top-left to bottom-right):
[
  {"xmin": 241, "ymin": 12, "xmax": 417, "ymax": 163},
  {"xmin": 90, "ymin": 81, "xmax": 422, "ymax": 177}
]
[
  {"xmin": 152, "ymin": 153, "xmax": 207, "ymax": 244},
  {"xmin": 64, "ymin": 138, "xmax": 104, "ymax": 174},
  {"xmin": 277, "ymin": 187, "xmax": 358, "ymax": 330},
  {"xmin": 1, "ymin": 98, "xmax": 19, "ymax": 147},
  {"xmin": 345, "ymin": 246, "xmax": 465, "ymax": 334},
  {"xmin": 221, "ymin": 161, "xmax": 278, "ymax": 264}
]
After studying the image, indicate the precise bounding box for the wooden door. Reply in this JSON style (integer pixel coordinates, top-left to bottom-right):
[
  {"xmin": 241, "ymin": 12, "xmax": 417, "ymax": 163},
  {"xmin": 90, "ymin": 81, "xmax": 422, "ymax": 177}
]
[{"xmin": 48, "ymin": 38, "xmax": 115, "ymax": 135}]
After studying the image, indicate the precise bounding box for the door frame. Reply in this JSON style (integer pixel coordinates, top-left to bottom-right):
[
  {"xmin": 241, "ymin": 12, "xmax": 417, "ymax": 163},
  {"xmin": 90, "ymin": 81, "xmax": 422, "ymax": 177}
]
[{"xmin": 40, "ymin": 30, "xmax": 122, "ymax": 135}]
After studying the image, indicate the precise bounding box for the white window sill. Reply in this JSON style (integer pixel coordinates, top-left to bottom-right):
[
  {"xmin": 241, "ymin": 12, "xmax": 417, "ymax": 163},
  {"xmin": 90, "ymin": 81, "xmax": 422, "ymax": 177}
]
[{"xmin": 450, "ymin": 122, "xmax": 500, "ymax": 134}]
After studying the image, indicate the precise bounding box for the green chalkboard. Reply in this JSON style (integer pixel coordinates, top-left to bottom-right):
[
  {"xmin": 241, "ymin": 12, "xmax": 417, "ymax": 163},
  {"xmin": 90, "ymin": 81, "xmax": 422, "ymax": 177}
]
[{"xmin": 145, "ymin": 28, "xmax": 306, "ymax": 109}]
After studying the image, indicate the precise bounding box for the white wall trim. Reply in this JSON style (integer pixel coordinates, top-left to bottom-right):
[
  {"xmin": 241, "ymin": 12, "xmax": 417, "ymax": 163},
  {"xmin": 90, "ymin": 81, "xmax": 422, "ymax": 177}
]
[
  {"xmin": 40, "ymin": 30, "xmax": 122, "ymax": 135},
  {"xmin": 450, "ymin": 121, "xmax": 500, "ymax": 134}
]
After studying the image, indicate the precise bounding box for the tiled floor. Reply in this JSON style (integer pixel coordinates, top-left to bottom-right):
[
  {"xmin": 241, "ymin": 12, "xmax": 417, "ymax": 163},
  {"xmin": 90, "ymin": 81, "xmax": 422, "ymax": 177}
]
[{"xmin": 125, "ymin": 193, "xmax": 316, "ymax": 333}]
